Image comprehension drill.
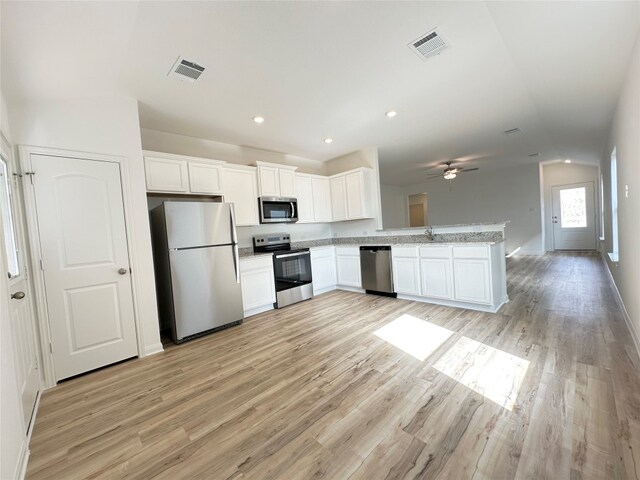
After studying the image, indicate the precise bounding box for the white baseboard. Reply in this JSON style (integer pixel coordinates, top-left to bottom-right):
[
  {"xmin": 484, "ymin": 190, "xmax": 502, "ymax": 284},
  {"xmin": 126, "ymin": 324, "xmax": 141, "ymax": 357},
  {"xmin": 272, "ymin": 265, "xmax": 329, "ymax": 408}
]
[
  {"xmin": 244, "ymin": 304, "xmax": 274, "ymax": 318},
  {"xmin": 601, "ymin": 253, "xmax": 639, "ymax": 358},
  {"xmin": 14, "ymin": 441, "xmax": 29, "ymax": 480},
  {"xmin": 396, "ymin": 293, "xmax": 507, "ymax": 313},
  {"xmin": 336, "ymin": 285, "xmax": 366, "ymax": 294},
  {"xmin": 313, "ymin": 285, "xmax": 337, "ymax": 295},
  {"xmin": 143, "ymin": 342, "xmax": 164, "ymax": 357}
]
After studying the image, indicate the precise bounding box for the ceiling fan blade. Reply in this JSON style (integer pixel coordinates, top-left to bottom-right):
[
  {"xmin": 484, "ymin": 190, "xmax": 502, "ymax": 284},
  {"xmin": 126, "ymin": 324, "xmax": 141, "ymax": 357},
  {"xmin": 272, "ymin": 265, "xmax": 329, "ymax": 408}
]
[{"xmin": 459, "ymin": 168, "xmax": 479, "ymax": 173}]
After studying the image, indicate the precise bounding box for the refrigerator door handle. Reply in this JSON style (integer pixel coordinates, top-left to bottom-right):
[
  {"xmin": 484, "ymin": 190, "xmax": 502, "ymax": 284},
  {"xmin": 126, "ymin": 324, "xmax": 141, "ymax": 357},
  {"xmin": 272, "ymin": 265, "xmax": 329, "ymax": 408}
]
[
  {"xmin": 232, "ymin": 244, "xmax": 241, "ymax": 284},
  {"xmin": 229, "ymin": 204, "xmax": 238, "ymax": 244}
]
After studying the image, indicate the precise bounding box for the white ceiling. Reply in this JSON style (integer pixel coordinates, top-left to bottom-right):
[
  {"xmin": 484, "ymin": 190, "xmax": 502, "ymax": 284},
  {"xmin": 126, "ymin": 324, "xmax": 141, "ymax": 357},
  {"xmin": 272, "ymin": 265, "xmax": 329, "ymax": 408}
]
[{"xmin": 2, "ymin": 1, "xmax": 638, "ymax": 185}]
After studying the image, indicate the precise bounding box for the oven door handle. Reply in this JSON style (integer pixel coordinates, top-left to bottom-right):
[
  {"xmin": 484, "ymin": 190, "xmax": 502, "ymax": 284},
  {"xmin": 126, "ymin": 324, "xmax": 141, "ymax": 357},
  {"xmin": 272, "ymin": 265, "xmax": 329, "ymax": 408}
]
[{"xmin": 275, "ymin": 251, "xmax": 309, "ymax": 259}]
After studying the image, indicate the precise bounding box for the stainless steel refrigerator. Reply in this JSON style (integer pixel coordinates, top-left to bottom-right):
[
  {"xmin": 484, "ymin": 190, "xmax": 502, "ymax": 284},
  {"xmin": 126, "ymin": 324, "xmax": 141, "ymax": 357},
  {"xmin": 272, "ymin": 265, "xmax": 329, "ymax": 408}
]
[{"xmin": 150, "ymin": 201, "xmax": 244, "ymax": 343}]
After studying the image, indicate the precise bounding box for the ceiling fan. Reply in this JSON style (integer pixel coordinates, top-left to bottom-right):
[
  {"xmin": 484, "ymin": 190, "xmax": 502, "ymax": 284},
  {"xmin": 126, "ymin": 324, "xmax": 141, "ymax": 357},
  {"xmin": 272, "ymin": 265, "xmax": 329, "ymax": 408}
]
[{"xmin": 425, "ymin": 161, "xmax": 479, "ymax": 181}]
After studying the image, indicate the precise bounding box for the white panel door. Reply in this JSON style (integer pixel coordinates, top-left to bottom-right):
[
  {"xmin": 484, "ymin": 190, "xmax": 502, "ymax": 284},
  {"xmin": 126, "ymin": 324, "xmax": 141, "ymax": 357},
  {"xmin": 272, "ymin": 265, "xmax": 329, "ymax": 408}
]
[
  {"xmin": 188, "ymin": 162, "xmax": 222, "ymax": 194},
  {"xmin": 345, "ymin": 171, "xmax": 364, "ymax": 219},
  {"xmin": 257, "ymin": 165, "xmax": 280, "ymax": 197},
  {"xmin": 312, "ymin": 177, "xmax": 332, "ymax": 222},
  {"xmin": 393, "ymin": 257, "xmax": 420, "ymax": 295},
  {"xmin": 294, "ymin": 175, "xmax": 314, "ymax": 223},
  {"xmin": 1, "ymin": 155, "xmax": 40, "ymax": 429},
  {"xmin": 223, "ymin": 168, "xmax": 259, "ymax": 226},
  {"xmin": 279, "ymin": 169, "xmax": 295, "ymax": 198},
  {"xmin": 336, "ymin": 255, "xmax": 361, "ymax": 287},
  {"xmin": 144, "ymin": 156, "xmax": 188, "ymax": 192},
  {"xmin": 240, "ymin": 267, "xmax": 276, "ymax": 311},
  {"xmin": 453, "ymin": 258, "xmax": 491, "ymax": 304},
  {"xmin": 330, "ymin": 175, "xmax": 347, "ymax": 221},
  {"xmin": 420, "ymin": 258, "xmax": 453, "ymax": 299},
  {"xmin": 31, "ymin": 155, "xmax": 138, "ymax": 380},
  {"xmin": 552, "ymin": 182, "xmax": 596, "ymax": 250}
]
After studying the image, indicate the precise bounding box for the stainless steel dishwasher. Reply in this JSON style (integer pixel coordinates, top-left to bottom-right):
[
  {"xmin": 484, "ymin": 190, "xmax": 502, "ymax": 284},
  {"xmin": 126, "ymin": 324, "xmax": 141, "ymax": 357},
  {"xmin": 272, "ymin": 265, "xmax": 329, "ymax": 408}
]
[{"xmin": 359, "ymin": 246, "xmax": 396, "ymax": 297}]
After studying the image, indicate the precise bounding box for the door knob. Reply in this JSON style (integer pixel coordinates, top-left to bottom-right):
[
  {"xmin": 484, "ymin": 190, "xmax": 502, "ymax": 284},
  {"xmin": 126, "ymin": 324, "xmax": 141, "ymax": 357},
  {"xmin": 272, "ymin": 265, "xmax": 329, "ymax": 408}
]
[
  {"xmin": 118, "ymin": 268, "xmax": 128, "ymax": 275},
  {"xmin": 11, "ymin": 291, "xmax": 25, "ymax": 300}
]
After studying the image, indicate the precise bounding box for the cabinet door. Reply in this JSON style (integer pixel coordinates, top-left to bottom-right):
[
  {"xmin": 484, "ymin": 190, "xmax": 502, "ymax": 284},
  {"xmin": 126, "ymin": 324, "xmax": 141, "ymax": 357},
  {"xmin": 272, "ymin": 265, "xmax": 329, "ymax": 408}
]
[
  {"xmin": 258, "ymin": 165, "xmax": 280, "ymax": 197},
  {"xmin": 312, "ymin": 177, "xmax": 331, "ymax": 222},
  {"xmin": 279, "ymin": 169, "xmax": 296, "ymax": 197},
  {"xmin": 145, "ymin": 156, "xmax": 188, "ymax": 192},
  {"xmin": 345, "ymin": 171, "xmax": 364, "ymax": 219},
  {"xmin": 223, "ymin": 168, "xmax": 259, "ymax": 226},
  {"xmin": 453, "ymin": 259, "xmax": 491, "ymax": 304},
  {"xmin": 336, "ymin": 255, "xmax": 361, "ymax": 287},
  {"xmin": 312, "ymin": 256, "xmax": 336, "ymax": 292},
  {"xmin": 241, "ymin": 267, "xmax": 276, "ymax": 311},
  {"xmin": 420, "ymin": 258, "xmax": 453, "ymax": 299},
  {"xmin": 393, "ymin": 257, "xmax": 420, "ymax": 295},
  {"xmin": 294, "ymin": 175, "xmax": 314, "ymax": 223},
  {"xmin": 330, "ymin": 175, "xmax": 347, "ymax": 221},
  {"xmin": 188, "ymin": 162, "xmax": 222, "ymax": 194}
]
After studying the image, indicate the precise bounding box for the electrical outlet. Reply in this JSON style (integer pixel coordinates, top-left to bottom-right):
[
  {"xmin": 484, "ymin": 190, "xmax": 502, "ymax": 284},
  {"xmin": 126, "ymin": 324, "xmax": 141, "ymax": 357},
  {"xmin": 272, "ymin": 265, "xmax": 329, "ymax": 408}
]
[{"xmin": 625, "ymin": 184, "xmax": 630, "ymax": 198}]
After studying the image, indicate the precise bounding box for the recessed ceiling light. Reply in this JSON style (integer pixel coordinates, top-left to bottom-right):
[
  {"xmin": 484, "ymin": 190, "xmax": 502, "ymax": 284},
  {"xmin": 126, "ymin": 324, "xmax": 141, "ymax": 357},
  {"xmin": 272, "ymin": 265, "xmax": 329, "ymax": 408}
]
[
  {"xmin": 564, "ymin": 159, "xmax": 572, "ymax": 163},
  {"xmin": 253, "ymin": 116, "xmax": 264, "ymax": 124},
  {"xmin": 324, "ymin": 138, "xmax": 333, "ymax": 144},
  {"xmin": 386, "ymin": 110, "xmax": 397, "ymax": 118}
]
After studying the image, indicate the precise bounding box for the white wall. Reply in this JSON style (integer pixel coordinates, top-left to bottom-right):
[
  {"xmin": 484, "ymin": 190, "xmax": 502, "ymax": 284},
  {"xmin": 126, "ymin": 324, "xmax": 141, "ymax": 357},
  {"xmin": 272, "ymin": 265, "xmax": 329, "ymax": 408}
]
[
  {"xmin": 541, "ymin": 162, "xmax": 600, "ymax": 251},
  {"xmin": 601, "ymin": 33, "xmax": 640, "ymax": 346},
  {"xmin": 395, "ymin": 162, "xmax": 544, "ymax": 254},
  {"xmin": 9, "ymin": 97, "xmax": 163, "ymax": 357},
  {"xmin": 141, "ymin": 128, "xmax": 327, "ymax": 175},
  {"xmin": 0, "ymin": 90, "xmax": 29, "ymax": 480},
  {"xmin": 326, "ymin": 148, "xmax": 384, "ymax": 236},
  {"xmin": 380, "ymin": 184, "xmax": 409, "ymax": 229}
]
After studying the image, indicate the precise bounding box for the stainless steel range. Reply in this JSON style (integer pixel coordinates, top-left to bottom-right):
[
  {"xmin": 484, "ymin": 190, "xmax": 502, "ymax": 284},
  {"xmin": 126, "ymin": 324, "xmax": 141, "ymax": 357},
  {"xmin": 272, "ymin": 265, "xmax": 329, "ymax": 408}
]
[{"xmin": 253, "ymin": 233, "xmax": 313, "ymax": 308}]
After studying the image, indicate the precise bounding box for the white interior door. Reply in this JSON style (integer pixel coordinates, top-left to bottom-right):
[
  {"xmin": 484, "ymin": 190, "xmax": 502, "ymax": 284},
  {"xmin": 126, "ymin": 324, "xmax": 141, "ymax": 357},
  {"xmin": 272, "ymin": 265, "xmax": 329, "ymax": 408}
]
[
  {"xmin": 552, "ymin": 182, "xmax": 596, "ymax": 250},
  {"xmin": 1, "ymin": 154, "xmax": 40, "ymax": 429},
  {"xmin": 30, "ymin": 154, "xmax": 138, "ymax": 380}
]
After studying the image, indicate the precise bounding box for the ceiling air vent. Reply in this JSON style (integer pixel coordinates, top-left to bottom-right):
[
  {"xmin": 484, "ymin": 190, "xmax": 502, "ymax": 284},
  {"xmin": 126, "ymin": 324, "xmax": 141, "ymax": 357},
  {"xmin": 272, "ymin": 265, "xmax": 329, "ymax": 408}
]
[
  {"xmin": 528, "ymin": 152, "xmax": 541, "ymax": 158},
  {"xmin": 168, "ymin": 56, "xmax": 205, "ymax": 83},
  {"xmin": 409, "ymin": 28, "xmax": 449, "ymax": 61}
]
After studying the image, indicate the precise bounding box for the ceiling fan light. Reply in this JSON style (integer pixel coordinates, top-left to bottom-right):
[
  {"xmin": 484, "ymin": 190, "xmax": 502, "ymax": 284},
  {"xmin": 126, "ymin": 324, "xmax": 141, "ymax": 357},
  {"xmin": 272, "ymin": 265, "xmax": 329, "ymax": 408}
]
[{"xmin": 443, "ymin": 171, "xmax": 456, "ymax": 180}]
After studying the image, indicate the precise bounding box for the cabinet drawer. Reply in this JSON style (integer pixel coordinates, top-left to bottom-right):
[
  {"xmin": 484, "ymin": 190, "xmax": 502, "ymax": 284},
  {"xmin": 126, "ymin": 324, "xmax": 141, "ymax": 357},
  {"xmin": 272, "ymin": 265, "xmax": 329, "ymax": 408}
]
[
  {"xmin": 452, "ymin": 245, "xmax": 490, "ymax": 259},
  {"xmin": 418, "ymin": 246, "xmax": 451, "ymax": 259},
  {"xmin": 335, "ymin": 246, "xmax": 360, "ymax": 256},
  {"xmin": 392, "ymin": 246, "xmax": 418, "ymax": 258},
  {"xmin": 310, "ymin": 246, "xmax": 335, "ymax": 260},
  {"xmin": 240, "ymin": 255, "xmax": 273, "ymax": 272}
]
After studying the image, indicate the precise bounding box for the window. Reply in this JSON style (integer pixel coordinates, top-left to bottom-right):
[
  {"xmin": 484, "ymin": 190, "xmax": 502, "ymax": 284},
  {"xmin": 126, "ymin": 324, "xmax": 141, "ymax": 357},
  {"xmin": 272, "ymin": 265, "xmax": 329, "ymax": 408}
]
[
  {"xmin": 0, "ymin": 156, "xmax": 20, "ymax": 278},
  {"xmin": 560, "ymin": 187, "xmax": 587, "ymax": 228},
  {"xmin": 610, "ymin": 148, "xmax": 619, "ymax": 261}
]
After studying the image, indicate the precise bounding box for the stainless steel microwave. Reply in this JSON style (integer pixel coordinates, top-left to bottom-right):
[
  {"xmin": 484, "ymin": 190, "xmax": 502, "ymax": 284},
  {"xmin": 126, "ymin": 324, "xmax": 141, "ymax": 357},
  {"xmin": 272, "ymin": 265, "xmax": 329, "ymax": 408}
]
[{"xmin": 258, "ymin": 196, "xmax": 298, "ymax": 224}]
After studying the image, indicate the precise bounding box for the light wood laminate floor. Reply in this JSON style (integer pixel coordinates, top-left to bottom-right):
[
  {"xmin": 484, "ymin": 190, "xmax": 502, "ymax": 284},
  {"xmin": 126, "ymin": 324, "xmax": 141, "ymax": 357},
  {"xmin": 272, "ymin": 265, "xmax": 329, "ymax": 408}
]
[{"xmin": 27, "ymin": 253, "xmax": 640, "ymax": 479}]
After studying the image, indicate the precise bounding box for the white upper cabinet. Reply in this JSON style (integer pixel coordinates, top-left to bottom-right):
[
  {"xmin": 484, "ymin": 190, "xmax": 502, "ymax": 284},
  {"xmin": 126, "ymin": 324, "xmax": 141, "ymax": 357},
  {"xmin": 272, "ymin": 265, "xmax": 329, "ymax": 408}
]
[
  {"xmin": 188, "ymin": 162, "xmax": 223, "ymax": 194},
  {"xmin": 311, "ymin": 177, "xmax": 332, "ymax": 222},
  {"xmin": 222, "ymin": 165, "xmax": 259, "ymax": 226},
  {"xmin": 330, "ymin": 175, "xmax": 348, "ymax": 221},
  {"xmin": 294, "ymin": 174, "xmax": 314, "ymax": 223},
  {"xmin": 294, "ymin": 173, "xmax": 333, "ymax": 224},
  {"xmin": 256, "ymin": 161, "xmax": 297, "ymax": 197},
  {"xmin": 144, "ymin": 151, "xmax": 224, "ymax": 195},
  {"xmin": 330, "ymin": 167, "xmax": 374, "ymax": 222},
  {"xmin": 144, "ymin": 155, "xmax": 189, "ymax": 193}
]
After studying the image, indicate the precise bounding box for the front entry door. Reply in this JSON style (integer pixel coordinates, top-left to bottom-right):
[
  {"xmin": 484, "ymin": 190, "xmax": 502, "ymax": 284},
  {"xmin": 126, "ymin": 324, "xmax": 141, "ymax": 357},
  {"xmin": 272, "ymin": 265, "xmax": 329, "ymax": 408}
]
[
  {"xmin": 30, "ymin": 154, "xmax": 138, "ymax": 380},
  {"xmin": 552, "ymin": 182, "xmax": 596, "ymax": 251},
  {"xmin": 1, "ymin": 154, "xmax": 39, "ymax": 429}
]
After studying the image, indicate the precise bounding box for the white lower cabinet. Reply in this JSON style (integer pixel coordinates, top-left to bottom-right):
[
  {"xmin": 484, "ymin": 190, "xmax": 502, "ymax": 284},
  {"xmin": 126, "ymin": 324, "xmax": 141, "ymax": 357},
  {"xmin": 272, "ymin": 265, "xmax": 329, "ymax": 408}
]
[
  {"xmin": 239, "ymin": 256, "xmax": 276, "ymax": 316},
  {"xmin": 420, "ymin": 258, "xmax": 453, "ymax": 299},
  {"xmin": 310, "ymin": 247, "xmax": 336, "ymax": 294},
  {"xmin": 453, "ymin": 258, "xmax": 491, "ymax": 304},
  {"xmin": 335, "ymin": 247, "xmax": 361, "ymax": 288},
  {"xmin": 391, "ymin": 247, "xmax": 420, "ymax": 295}
]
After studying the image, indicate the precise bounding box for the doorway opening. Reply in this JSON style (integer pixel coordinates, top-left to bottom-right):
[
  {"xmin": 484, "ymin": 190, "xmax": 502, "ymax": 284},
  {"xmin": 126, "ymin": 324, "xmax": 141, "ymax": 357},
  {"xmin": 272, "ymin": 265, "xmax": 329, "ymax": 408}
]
[{"xmin": 408, "ymin": 193, "xmax": 428, "ymax": 227}]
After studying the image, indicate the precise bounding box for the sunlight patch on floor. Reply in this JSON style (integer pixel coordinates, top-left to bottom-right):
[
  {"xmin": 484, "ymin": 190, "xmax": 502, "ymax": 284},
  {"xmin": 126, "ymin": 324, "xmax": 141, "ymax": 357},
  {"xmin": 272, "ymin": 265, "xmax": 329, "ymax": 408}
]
[
  {"xmin": 433, "ymin": 336, "xmax": 529, "ymax": 410},
  {"xmin": 373, "ymin": 314, "xmax": 455, "ymax": 361}
]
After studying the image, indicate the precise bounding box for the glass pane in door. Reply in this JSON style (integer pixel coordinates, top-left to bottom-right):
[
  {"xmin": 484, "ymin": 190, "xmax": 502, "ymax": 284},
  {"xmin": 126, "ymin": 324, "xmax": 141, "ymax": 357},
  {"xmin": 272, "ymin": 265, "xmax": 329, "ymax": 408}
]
[{"xmin": 560, "ymin": 187, "xmax": 587, "ymax": 228}]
